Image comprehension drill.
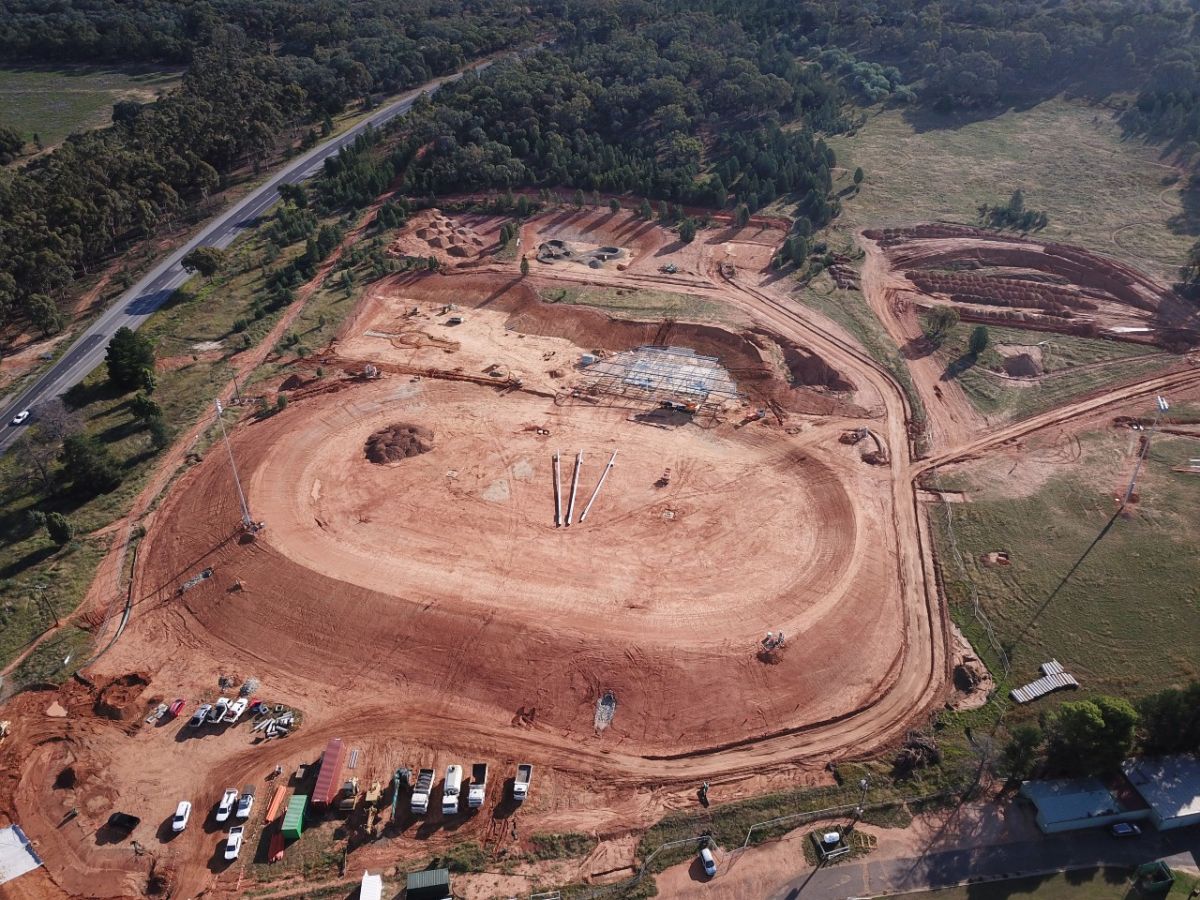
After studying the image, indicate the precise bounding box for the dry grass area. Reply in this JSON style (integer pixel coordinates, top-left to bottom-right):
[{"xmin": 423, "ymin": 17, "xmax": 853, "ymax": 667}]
[{"xmin": 826, "ymin": 98, "xmax": 1198, "ymax": 279}]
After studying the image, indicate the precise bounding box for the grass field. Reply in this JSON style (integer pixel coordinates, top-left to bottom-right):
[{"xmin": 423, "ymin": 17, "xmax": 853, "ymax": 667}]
[
  {"xmin": 932, "ymin": 431, "xmax": 1200, "ymax": 702},
  {"xmin": 825, "ymin": 97, "xmax": 1198, "ymax": 281},
  {"xmin": 929, "ymin": 322, "xmax": 1169, "ymax": 421},
  {"xmin": 906, "ymin": 867, "xmax": 1199, "ymax": 900},
  {"xmin": 0, "ymin": 67, "xmax": 181, "ymax": 149}
]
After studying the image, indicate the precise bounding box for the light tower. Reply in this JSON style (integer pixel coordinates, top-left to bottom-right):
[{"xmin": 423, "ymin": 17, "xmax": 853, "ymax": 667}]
[
  {"xmin": 214, "ymin": 399, "xmax": 253, "ymax": 529},
  {"xmin": 1120, "ymin": 395, "xmax": 1169, "ymax": 511}
]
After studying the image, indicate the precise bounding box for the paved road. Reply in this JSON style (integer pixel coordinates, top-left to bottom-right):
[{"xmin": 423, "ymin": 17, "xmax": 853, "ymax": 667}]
[
  {"xmin": 769, "ymin": 829, "xmax": 1200, "ymax": 898},
  {"xmin": 0, "ymin": 61, "xmax": 488, "ymax": 453}
]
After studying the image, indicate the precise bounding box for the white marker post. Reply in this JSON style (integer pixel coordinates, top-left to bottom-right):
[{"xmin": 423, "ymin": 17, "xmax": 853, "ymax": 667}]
[{"xmin": 579, "ymin": 450, "xmax": 617, "ymax": 523}]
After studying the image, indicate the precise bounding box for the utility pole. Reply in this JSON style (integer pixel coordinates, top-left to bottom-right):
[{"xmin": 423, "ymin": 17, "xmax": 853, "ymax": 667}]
[
  {"xmin": 214, "ymin": 400, "xmax": 253, "ymax": 529},
  {"xmin": 1120, "ymin": 395, "xmax": 1168, "ymax": 511}
]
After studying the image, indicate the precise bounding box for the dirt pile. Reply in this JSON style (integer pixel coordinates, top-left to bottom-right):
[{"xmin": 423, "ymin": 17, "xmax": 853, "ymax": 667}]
[
  {"xmin": 365, "ymin": 423, "xmax": 434, "ymax": 464},
  {"xmin": 387, "ymin": 209, "xmax": 498, "ymax": 266},
  {"xmin": 93, "ymin": 673, "xmax": 151, "ymax": 722}
]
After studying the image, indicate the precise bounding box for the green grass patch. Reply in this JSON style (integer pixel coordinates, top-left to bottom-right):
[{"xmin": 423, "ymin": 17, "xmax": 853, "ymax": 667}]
[
  {"xmin": 528, "ymin": 832, "xmax": 598, "ymax": 861},
  {"xmin": 0, "ymin": 67, "xmax": 181, "ymax": 149},
  {"xmin": 428, "ymin": 840, "xmax": 489, "ymax": 873},
  {"xmin": 538, "ymin": 284, "xmax": 747, "ymax": 327},
  {"xmin": 929, "ymin": 322, "xmax": 1168, "ymax": 421},
  {"xmin": 905, "ymin": 866, "xmax": 1199, "ymax": 900},
  {"xmin": 932, "ymin": 432, "xmax": 1200, "ymax": 703},
  {"xmin": 827, "ymin": 97, "xmax": 1197, "ymax": 280}
]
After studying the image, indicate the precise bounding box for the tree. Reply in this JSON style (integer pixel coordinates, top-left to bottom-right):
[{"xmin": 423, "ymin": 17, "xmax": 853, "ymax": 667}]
[
  {"xmin": 28, "ymin": 294, "xmax": 63, "ymax": 336},
  {"xmin": 923, "ymin": 306, "xmax": 960, "ymax": 343},
  {"xmin": 147, "ymin": 416, "xmax": 171, "ymax": 450},
  {"xmin": 12, "ymin": 399, "xmax": 79, "ymax": 494},
  {"xmin": 734, "ymin": 203, "xmax": 750, "ymax": 227},
  {"xmin": 60, "ymin": 433, "xmax": 121, "ymax": 494},
  {"xmin": 45, "ymin": 512, "xmax": 74, "ymax": 546},
  {"xmin": 853, "ymin": 167, "xmax": 864, "ymax": 185},
  {"xmin": 679, "ymin": 218, "xmax": 697, "ymax": 243},
  {"xmin": 573, "ymin": 189, "xmax": 585, "ymax": 209},
  {"xmin": 1048, "ymin": 696, "xmax": 1138, "ymax": 775},
  {"xmin": 1138, "ymin": 682, "xmax": 1200, "ymax": 753},
  {"xmin": 520, "ymin": 256, "xmax": 530, "ymax": 277},
  {"xmin": 638, "ymin": 198, "xmax": 653, "ymax": 220},
  {"xmin": 0, "ymin": 123, "xmax": 24, "ymax": 164},
  {"xmin": 130, "ymin": 393, "xmax": 162, "ymax": 422},
  {"xmin": 968, "ymin": 324, "xmax": 990, "ymax": 355},
  {"xmin": 1000, "ymin": 725, "xmax": 1043, "ymax": 780},
  {"xmin": 609, "ymin": 198, "xmax": 621, "ymax": 214},
  {"xmin": 105, "ymin": 327, "xmax": 156, "ymax": 390},
  {"xmin": 181, "ymin": 246, "xmax": 228, "ymax": 280}
]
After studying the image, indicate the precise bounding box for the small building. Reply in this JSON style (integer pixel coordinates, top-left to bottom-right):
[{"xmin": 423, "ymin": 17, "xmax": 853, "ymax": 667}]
[
  {"xmin": 313, "ymin": 738, "xmax": 346, "ymax": 807},
  {"xmin": 1019, "ymin": 778, "xmax": 1147, "ymax": 833},
  {"xmin": 281, "ymin": 794, "xmax": 307, "ymax": 841},
  {"xmin": 405, "ymin": 867, "xmax": 451, "ymax": 900},
  {"xmin": 1122, "ymin": 755, "xmax": 1200, "ymax": 831}
]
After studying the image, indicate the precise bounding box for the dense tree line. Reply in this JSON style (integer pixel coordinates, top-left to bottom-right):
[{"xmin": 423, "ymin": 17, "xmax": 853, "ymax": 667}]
[
  {"xmin": 351, "ymin": 16, "xmax": 845, "ymax": 223},
  {"xmin": 0, "ymin": 1, "xmax": 535, "ymax": 337}
]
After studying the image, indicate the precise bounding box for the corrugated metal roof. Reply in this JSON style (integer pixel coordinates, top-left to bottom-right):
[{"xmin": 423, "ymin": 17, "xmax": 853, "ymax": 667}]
[
  {"xmin": 282, "ymin": 794, "xmax": 307, "ymax": 832},
  {"xmin": 1011, "ymin": 667, "xmax": 1079, "ymax": 703},
  {"xmin": 406, "ymin": 867, "xmax": 451, "ymax": 889},
  {"xmin": 313, "ymin": 738, "xmax": 346, "ymax": 805}
]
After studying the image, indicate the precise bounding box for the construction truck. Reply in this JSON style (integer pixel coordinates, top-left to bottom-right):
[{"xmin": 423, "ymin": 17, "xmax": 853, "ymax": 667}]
[
  {"xmin": 410, "ymin": 769, "xmax": 434, "ymax": 815},
  {"xmin": 513, "ymin": 763, "xmax": 533, "ymax": 803},
  {"xmin": 442, "ymin": 765, "xmax": 463, "ymax": 816},
  {"xmin": 468, "ymin": 763, "xmax": 488, "ymax": 809},
  {"xmin": 337, "ymin": 777, "xmax": 360, "ymax": 812}
]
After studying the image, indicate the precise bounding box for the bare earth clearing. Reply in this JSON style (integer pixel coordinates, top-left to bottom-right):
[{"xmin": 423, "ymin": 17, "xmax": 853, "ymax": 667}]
[{"xmin": 2, "ymin": 203, "xmax": 1198, "ymax": 898}]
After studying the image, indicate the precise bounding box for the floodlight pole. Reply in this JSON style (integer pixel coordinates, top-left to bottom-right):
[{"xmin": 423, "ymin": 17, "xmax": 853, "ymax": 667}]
[
  {"xmin": 215, "ymin": 399, "xmax": 253, "ymax": 529},
  {"xmin": 1120, "ymin": 395, "xmax": 1168, "ymax": 511}
]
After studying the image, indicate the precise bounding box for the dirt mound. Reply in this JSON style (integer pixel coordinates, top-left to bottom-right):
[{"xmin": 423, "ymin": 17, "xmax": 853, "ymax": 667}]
[
  {"xmin": 364, "ymin": 423, "xmax": 434, "ymax": 463},
  {"xmin": 93, "ymin": 673, "xmax": 151, "ymax": 722}
]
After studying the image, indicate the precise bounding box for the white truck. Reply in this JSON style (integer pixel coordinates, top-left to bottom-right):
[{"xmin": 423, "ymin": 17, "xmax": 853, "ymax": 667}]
[
  {"xmin": 442, "ymin": 765, "xmax": 463, "ymax": 816},
  {"xmin": 468, "ymin": 763, "xmax": 488, "ymax": 809},
  {"xmin": 223, "ymin": 698, "xmax": 248, "ymax": 724},
  {"xmin": 513, "ymin": 763, "xmax": 533, "ymax": 803},
  {"xmin": 410, "ymin": 768, "xmax": 435, "ymax": 815}
]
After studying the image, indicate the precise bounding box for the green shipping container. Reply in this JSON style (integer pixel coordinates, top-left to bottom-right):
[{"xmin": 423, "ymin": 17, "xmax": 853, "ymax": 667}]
[{"xmin": 282, "ymin": 794, "xmax": 307, "ymax": 840}]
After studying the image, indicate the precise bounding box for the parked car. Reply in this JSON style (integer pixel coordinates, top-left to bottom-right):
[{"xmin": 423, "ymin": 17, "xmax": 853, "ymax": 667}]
[
  {"xmin": 168, "ymin": 698, "xmax": 186, "ymax": 718},
  {"xmin": 188, "ymin": 704, "xmax": 212, "ymax": 728},
  {"xmin": 224, "ymin": 825, "xmax": 244, "ymax": 860},
  {"xmin": 171, "ymin": 801, "xmax": 192, "ymax": 833},
  {"xmin": 698, "ymin": 846, "xmax": 717, "ymax": 877},
  {"xmin": 9, "ymin": 410, "xmax": 29, "ymax": 426},
  {"xmin": 236, "ymin": 785, "xmax": 255, "ymax": 819},
  {"xmin": 106, "ymin": 812, "xmax": 140, "ymax": 832},
  {"xmin": 209, "ymin": 698, "xmax": 230, "ymax": 723},
  {"xmin": 1111, "ymin": 822, "xmax": 1142, "ymax": 837},
  {"xmin": 223, "ymin": 697, "xmax": 248, "ymax": 723},
  {"xmin": 215, "ymin": 788, "xmax": 238, "ymax": 823}
]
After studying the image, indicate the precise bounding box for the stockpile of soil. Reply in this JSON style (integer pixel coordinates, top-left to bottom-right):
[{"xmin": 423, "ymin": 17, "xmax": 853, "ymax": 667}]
[{"xmin": 365, "ymin": 423, "xmax": 434, "ymax": 464}]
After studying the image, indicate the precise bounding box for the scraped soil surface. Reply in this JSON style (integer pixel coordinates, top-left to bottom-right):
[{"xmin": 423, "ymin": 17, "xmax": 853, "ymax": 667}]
[{"xmin": 864, "ymin": 224, "xmax": 1199, "ymax": 348}]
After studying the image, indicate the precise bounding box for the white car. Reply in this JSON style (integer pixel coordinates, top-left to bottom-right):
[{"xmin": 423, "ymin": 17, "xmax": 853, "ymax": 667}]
[
  {"xmin": 208, "ymin": 698, "xmax": 230, "ymax": 723},
  {"xmin": 171, "ymin": 800, "xmax": 191, "ymax": 833},
  {"xmin": 699, "ymin": 846, "xmax": 717, "ymax": 877},
  {"xmin": 224, "ymin": 825, "xmax": 244, "ymax": 860},
  {"xmin": 215, "ymin": 788, "xmax": 238, "ymax": 823},
  {"xmin": 236, "ymin": 785, "xmax": 255, "ymax": 819},
  {"xmin": 223, "ymin": 697, "xmax": 248, "ymax": 723},
  {"xmin": 10, "ymin": 410, "xmax": 29, "ymax": 426}
]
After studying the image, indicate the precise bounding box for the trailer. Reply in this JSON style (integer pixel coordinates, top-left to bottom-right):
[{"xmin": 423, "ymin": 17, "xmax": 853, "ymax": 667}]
[
  {"xmin": 468, "ymin": 763, "xmax": 488, "ymax": 808},
  {"xmin": 411, "ymin": 768, "xmax": 435, "ymax": 815},
  {"xmin": 312, "ymin": 738, "xmax": 346, "ymax": 807},
  {"xmin": 442, "ymin": 765, "xmax": 463, "ymax": 816},
  {"xmin": 513, "ymin": 763, "xmax": 533, "ymax": 803},
  {"xmin": 281, "ymin": 794, "xmax": 307, "ymax": 840}
]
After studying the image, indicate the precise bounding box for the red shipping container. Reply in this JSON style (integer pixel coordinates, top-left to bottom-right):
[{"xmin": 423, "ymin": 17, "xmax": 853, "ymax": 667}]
[{"xmin": 312, "ymin": 738, "xmax": 346, "ymax": 806}]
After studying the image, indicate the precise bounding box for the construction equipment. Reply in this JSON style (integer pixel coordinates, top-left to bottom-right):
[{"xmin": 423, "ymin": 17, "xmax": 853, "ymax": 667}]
[
  {"xmin": 513, "ymin": 763, "xmax": 533, "ymax": 803},
  {"xmin": 411, "ymin": 768, "xmax": 435, "ymax": 815},
  {"xmin": 391, "ymin": 768, "xmax": 410, "ymax": 821},
  {"xmin": 468, "ymin": 764, "xmax": 488, "ymax": 808},
  {"xmin": 337, "ymin": 777, "xmax": 360, "ymax": 812}
]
